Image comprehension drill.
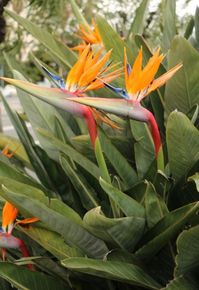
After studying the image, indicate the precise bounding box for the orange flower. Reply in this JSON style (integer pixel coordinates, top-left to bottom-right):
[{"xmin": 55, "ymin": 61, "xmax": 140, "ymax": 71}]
[
  {"xmin": 1, "ymin": 145, "xmax": 20, "ymax": 159},
  {"xmin": 72, "ymin": 20, "xmax": 103, "ymax": 52},
  {"xmin": 2, "ymin": 201, "xmax": 39, "ymax": 234},
  {"xmin": 124, "ymin": 47, "xmax": 182, "ymax": 101},
  {"xmin": 66, "ymin": 45, "xmax": 122, "ymax": 93}
]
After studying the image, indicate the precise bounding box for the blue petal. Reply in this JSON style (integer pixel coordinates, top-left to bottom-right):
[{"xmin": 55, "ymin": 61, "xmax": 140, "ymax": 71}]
[
  {"xmin": 102, "ymin": 81, "xmax": 129, "ymax": 99},
  {"xmin": 42, "ymin": 66, "xmax": 65, "ymax": 89}
]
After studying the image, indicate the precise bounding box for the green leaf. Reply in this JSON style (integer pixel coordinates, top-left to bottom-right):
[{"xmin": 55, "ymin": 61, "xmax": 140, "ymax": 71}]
[
  {"xmin": 1, "ymin": 93, "xmax": 56, "ymax": 191},
  {"xmin": 0, "ymin": 184, "xmax": 108, "ymax": 258},
  {"xmin": 68, "ymin": 0, "xmax": 88, "ymax": 26},
  {"xmin": 60, "ymin": 153, "xmax": 99, "ymax": 209},
  {"xmin": 37, "ymin": 128, "xmax": 101, "ymax": 180},
  {"xmin": 0, "ymin": 262, "xmax": 69, "ymax": 290},
  {"xmin": 135, "ymin": 202, "xmax": 199, "ymax": 260},
  {"xmin": 161, "ymin": 0, "xmax": 176, "ymax": 52},
  {"xmin": 99, "ymin": 178, "xmax": 145, "ymax": 218},
  {"xmin": 19, "ymin": 226, "xmax": 83, "ymax": 260},
  {"xmin": 175, "ymin": 225, "xmax": 199, "ymax": 276},
  {"xmin": 127, "ymin": 0, "xmax": 149, "ymax": 38},
  {"xmin": 195, "ymin": 7, "xmax": 199, "ymax": 43},
  {"xmin": 96, "ymin": 16, "xmax": 134, "ymax": 64},
  {"xmin": 0, "ymin": 160, "xmax": 44, "ymax": 191},
  {"xmin": 5, "ymin": 9, "xmax": 77, "ymax": 68},
  {"xmin": 188, "ymin": 173, "xmax": 199, "ymax": 192},
  {"xmin": 99, "ymin": 129, "xmax": 138, "ymax": 188},
  {"xmin": 144, "ymin": 182, "xmax": 165, "ymax": 229},
  {"xmin": 184, "ymin": 17, "xmax": 194, "ymax": 39},
  {"xmin": 83, "ymin": 207, "xmax": 145, "ymax": 251},
  {"xmin": 162, "ymin": 275, "xmax": 199, "ymax": 290},
  {"xmin": 165, "ymin": 36, "xmax": 199, "ymax": 117},
  {"xmin": 130, "ymin": 120, "xmax": 155, "ymax": 179},
  {"xmin": 166, "ymin": 111, "xmax": 199, "ymax": 183},
  {"xmin": 0, "ymin": 177, "xmax": 82, "ymax": 224},
  {"xmin": 61, "ymin": 257, "xmax": 161, "ymax": 289}
]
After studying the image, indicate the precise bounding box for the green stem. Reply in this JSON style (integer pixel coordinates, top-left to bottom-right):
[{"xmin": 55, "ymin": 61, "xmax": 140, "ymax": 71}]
[
  {"xmin": 95, "ymin": 137, "xmax": 118, "ymax": 217},
  {"xmin": 157, "ymin": 145, "xmax": 164, "ymax": 172}
]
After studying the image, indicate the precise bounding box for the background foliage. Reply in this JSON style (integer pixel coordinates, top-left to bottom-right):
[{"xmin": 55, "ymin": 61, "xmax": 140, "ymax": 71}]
[{"xmin": 0, "ymin": 0, "xmax": 199, "ymax": 289}]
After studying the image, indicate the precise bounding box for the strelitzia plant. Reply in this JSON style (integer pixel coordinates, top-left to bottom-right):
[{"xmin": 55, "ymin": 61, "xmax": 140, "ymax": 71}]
[
  {"xmin": 67, "ymin": 47, "xmax": 182, "ymax": 170},
  {"xmin": 0, "ymin": 147, "xmax": 39, "ymax": 268},
  {"xmin": 1, "ymin": 45, "xmax": 121, "ymax": 148}
]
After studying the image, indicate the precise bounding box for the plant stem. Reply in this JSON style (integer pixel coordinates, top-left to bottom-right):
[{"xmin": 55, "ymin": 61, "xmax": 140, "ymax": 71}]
[{"xmin": 95, "ymin": 137, "xmax": 118, "ymax": 217}]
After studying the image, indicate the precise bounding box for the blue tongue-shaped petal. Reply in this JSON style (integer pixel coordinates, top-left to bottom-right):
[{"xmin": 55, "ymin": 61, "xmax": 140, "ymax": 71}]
[
  {"xmin": 102, "ymin": 81, "xmax": 129, "ymax": 99},
  {"xmin": 42, "ymin": 66, "xmax": 65, "ymax": 89}
]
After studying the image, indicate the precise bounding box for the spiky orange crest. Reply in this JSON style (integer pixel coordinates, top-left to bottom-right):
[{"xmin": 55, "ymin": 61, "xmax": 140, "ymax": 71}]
[
  {"xmin": 72, "ymin": 20, "xmax": 103, "ymax": 52},
  {"xmin": 124, "ymin": 47, "xmax": 182, "ymax": 101},
  {"xmin": 2, "ymin": 202, "xmax": 18, "ymax": 233},
  {"xmin": 66, "ymin": 45, "xmax": 122, "ymax": 93},
  {"xmin": 1, "ymin": 201, "xmax": 39, "ymax": 234}
]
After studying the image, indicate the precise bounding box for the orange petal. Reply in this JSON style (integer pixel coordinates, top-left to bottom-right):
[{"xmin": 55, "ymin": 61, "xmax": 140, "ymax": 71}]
[
  {"xmin": 66, "ymin": 45, "xmax": 90, "ymax": 89},
  {"xmin": 137, "ymin": 48, "xmax": 164, "ymax": 91},
  {"xmin": 16, "ymin": 217, "xmax": 39, "ymax": 225},
  {"xmin": 2, "ymin": 202, "xmax": 18, "ymax": 231},
  {"xmin": 147, "ymin": 63, "xmax": 183, "ymax": 95},
  {"xmin": 129, "ymin": 47, "xmax": 143, "ymax": 83},
  {"xmin": 78, "ymin": 49, "xmax": 112, "ymax": 87}
]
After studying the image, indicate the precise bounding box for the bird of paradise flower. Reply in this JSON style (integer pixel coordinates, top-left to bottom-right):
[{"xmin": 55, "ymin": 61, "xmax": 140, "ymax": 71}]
[{"xmin": 0, "ymin": 146, "xmax": 39, "ymax": 269}]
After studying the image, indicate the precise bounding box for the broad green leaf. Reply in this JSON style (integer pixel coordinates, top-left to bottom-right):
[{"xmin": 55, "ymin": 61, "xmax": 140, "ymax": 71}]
[
  {"xmin": 127, "ymin": 0, "xmax": 149, "ymax": 38},
  {"xmin": 96, "ymin": 16, "xmax": 134, "ymax": 64},
  {"xmin": 0, "ymin": 185, "xmax": 108, "ymax": 258},
  {"xmin": 37, "ymin": 128, "xmax": 100, "ymax": 180},
  {"xmin": 166, "ymin": 112, "xmax": 199, "ymax": 182},
  {"xmin": 0, "ymin": 262, "xmax": 69, "ymax": 290},
  {"xmin": 0, "ymin": 160, "xmax": 44, "ymax": 191},
  {"xmin": 161, "ymin": 0, "xmax": 176, "ymax": 52},
  {"xmin": 130, "ymin": 120, "xmax": 155, "ymax": 179},
  {"xmin": 19, "ymin": 226, "xmax": 83, "ymax": 260},
  {"xmin": 144, "ymin": 182, "xmax": 165, "ymax": 229},
  {"xmin": 99, "ymin": 129, "xmax": 138, "ymax": 188},
  {"xmin": 1, "ymin": 93, "xmax": 56, "ymax": 190},
  {"xmin": 162, "ymin": 275, "xmax": 199, "ymax": 290},
  {"xmin": 68, "ymin": 0, "xmax": 88, "ymax": 26},
  {"xmin": 60, "ymin": 153, "xmax": 99, "ymax": 209},
  {"xmin": 99, "ymin": 178, "xmax": 145, "ymax": 218},
  {"xmin": 0, "ymin": 177, "xmax": 82, "ymax": 224},
  {"xmin": 188, "ymin": 173, "xmax": 199, "ymax": 192},
  {"xmin": 175, "ymin": 225, "xmax": 199, "ymax": 276},
  {"xmin": 5, "ymin": 9, "xmax": 77, "ymax": 68},
  {"xmin": 165, "ymin": 36, "xmax": 199, "ymax": 117},
  {"xmin": 61, "ymin": 257, "xmax": 161, "ymax": 289},
  {"xmin": 135, "ymin": 202, "xmax": 199, "ymax": 260},
  {"xmin": 83, "ymin": 207, "xmax": 145, "ymax": 251}
]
